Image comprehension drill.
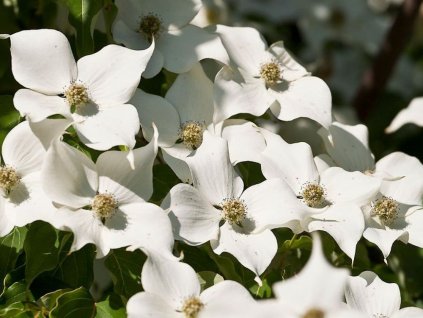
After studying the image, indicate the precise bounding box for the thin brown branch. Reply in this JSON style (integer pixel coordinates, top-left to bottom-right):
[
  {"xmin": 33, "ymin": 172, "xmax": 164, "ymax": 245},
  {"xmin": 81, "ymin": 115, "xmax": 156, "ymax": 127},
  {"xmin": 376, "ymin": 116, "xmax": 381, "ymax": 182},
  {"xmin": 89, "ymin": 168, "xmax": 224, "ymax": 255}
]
[{"xmin": 352, "ymin": 0, "xmax": 422, "ymax": 121}]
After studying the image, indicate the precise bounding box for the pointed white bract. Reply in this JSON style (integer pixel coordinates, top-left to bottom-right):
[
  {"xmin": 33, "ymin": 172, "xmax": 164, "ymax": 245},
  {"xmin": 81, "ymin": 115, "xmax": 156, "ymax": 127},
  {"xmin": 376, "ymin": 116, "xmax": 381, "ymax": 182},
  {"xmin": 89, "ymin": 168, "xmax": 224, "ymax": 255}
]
[
  {"xmin": 9, "ymin": 29, "xmax": 153, "ymax": 151},
  {"xmin": 165, "ymin": 132, "xmax": 303, "ymax": 281},
  {"xmin": 112, "ymin": 0, "xmax": 229, "ymax": 78},
  {"xmin": 0, "ymin": 121, "xmax": 59, "ymax": 237},
  {"xmin": 127, "ymin": 252, "xmax": 258, "ymax": 318},
  {"xmin": 260, "ymin": 129, "xmax": 380, "ymax": 260},
  {"xmin": 213, "ymin": 25, "xmax": 332, "ymax": 128},
  {"xmin": 40, "ymin": 129, "xmax": 175, "ymax": 259},
  {"xmin": 345, "ymin": 271, "xmax": 423, "ymax": 318},
  {"xmin": 386, "ymin": 97, "xmax": 423, "ymax": 133}
]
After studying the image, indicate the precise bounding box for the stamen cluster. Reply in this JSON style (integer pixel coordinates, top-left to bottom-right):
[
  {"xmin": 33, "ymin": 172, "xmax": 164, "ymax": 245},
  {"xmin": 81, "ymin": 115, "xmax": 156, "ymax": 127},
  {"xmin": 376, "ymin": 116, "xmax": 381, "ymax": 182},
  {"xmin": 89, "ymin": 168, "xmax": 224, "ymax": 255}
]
[
  {"xmin": 372, "ymin": 196, "xmax": 398, "ymax": 226},
  {"xmin": 180, "ymin": 121, "xmax": 205, "ymax": 150},
  {"xmin": 301, "ymin": 183, "xmax": 325, "ymax": 208},
  {"xmin": 259, "ymin": 61, "xmax": 281, "ymax": 86},
  {"xmin": 92, "ymin": 193, "xmax": 117, "ymax": 219},
  {"xmin": 139, "ymin": 14, "xmax": 162, "ymax": 41},
  {"xmin": 64, "ymin": 83, "xmax": 89, "ymax": 108},
  {"xmin": 221, "ymin": 198, "xmax": 246, "ymax": 225},
  {"xmin": 181, "ymin": 296, "xmax": 204, "ymax": 318},
  {"xmin": 303, "ymin": 308, "xmax": 325, "ymax": 318},
  {"xmin": 0, "ymin": 166, "xmax": 20, "ymax": 194}
]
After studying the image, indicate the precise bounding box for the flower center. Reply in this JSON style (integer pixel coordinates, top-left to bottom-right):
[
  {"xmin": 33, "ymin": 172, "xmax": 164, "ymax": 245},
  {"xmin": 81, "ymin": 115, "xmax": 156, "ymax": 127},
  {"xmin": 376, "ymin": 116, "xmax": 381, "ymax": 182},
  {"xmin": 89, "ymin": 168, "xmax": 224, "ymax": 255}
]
[
  {"xmin": 302, "ymin": 308, "xmax": 325, "ymax": 318},
  {"xmin": 181, "ymin": 296, "xmax": 204, "ymax": 318},
  {"xmin": 0, "ymin": 166, "xmax": 20, "ymax": 194},
  {"xmin": 92, "ymin": 193, "xmax": 117, "ymax": 219},
  {"xmin": 301, "ymin": 183, "xmax": 325, "ymax": 208},
  {"xmin": 180, "ymin": 121, "xmax": 205, "ymax": 150},
  {"xmin": 221, "ymin": 198, "xmax": 246, "ymax": 225},
  {"xmin": 259, "ymin": 61, "xmax": 281, "ymax": 85},
  {"xmin": 139, "ymin": 14, "xmax": 162, "ymax": 41},
  {"xmin": 64, "ymin": 83, "xmax": 89, "ymax": 109},
  {"xmin": 371, "ymin": 196, "xmax": 398, "ymax": 226}
]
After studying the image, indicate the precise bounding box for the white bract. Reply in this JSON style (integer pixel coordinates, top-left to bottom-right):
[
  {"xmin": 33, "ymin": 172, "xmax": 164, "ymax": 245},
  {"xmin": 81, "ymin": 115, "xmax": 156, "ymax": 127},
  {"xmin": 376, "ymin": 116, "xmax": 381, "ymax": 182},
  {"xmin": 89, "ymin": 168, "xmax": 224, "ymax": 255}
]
[
  {"xmin": 127, "ymin": 252, "xmax": 258, "ymax": 318},
  {"xmin": 41, "ymin": 129, "xmax": 175, "ymax": 258},
  {"xmin": 262, "ymin": 234, "xmax": 366, "ymax": 318},
  {"xmin": 260, "ymin": 129, "xmax": 381, "ymax": 260},
  {"xmin": 112, "ymin": 0, "xmax": 228, "ymax": 78},
  {"xmin": 345, "ymin": 271, "xmax": 423, "ymax": 318},
  {"xmin": 0, "ymin": 121, "xmax": 61, "ymax": 237},
  {"xmin": 164, "ymin": 132, "xmax": 304, "ymax": 282},
  {"xmin": 213, "ymin": 25, "xmax": 332, "ymax": 128},
  {"xmin": 386, "ymin": 97, "xmax": 423, "ymax": 133},
  {"xmin": 10, "ymin": 29, "xmax": 153, "ymax": 150}
]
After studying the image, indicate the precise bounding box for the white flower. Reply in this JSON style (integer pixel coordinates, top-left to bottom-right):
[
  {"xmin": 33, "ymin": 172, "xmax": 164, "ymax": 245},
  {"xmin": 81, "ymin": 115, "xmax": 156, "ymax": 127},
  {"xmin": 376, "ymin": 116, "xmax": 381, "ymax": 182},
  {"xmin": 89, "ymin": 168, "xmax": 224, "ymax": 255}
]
[
  {"xmin": 10, "ymin": 29, "xmax": 153, "ymax": 151},
  {"xmin": 127, "ymin": 252, "xmax": 258, "ymax": 318},
  {"xmin": 260, "ymin": 129, "xmax": 381, "ymax": 260},
  {"xmin": 386, "ymin": 97, "xmax": 423, "ymax": 133},
  {"xmin": 261, "ymin": 234, "xmax": 366, "ymax": 318},
  {"xmin": 213, "ymin": 25, "xmax": 332, "ymax": 128},
  {"xmin": 0, "ymin": 120, "xmax": 63, "ymax": 236},
  {"xmin": 164, "ymin": 132, "xmax": 306, "ymax": 282},
  {"xmin": 345, "ymin": 271, "xmax": 423, "ymax": 318},
  {"xmin": 41, "ymin": 129, "xmax": 174, "ymax": 258},
  {"xmin": 112, "ymin": 0, "xmax": 229, "ymax": 78}
]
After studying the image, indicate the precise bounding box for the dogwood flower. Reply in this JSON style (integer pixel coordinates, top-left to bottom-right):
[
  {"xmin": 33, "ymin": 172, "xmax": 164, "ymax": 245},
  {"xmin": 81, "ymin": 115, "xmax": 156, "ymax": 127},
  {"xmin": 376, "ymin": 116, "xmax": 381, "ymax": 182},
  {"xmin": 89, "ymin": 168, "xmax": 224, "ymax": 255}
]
[
  {"xmin": 260, "ymin": 129, "xmax": 381, "ymax": 260},
  {"xmin": 345, "ymin": 271, "xmax": 423, "ymax": 318},
  {"xmin": 261, "ymin": 234, "xmax": 366, "ymax": 318},
  {"xmin": 0, "ymin": 120, "xmax": 63, "ymax": 237},
  {"xmin": 386, "ymin": 97, "xmax": 423, "ymax": 133},
  {"xmin": 164, "ymin": 132, "xmax": 307, "ymax": 281},
  {"xmin": 41, "ymin": 129, "xmax": 175, "ymax": 258},
  {"xmin": 10, "ymin": 28, "xmax": 153, "ymax": 150},
  {"xmin": 112, "ymin": 0, "xmax": 228, "ymax": 78},
  {"xmin": 213, "ymin": 25, "xmax": 332, "ymax": 128},
  {"xmin": 127, "ymin": 252, "xmax": 258, "ymax": 318}
]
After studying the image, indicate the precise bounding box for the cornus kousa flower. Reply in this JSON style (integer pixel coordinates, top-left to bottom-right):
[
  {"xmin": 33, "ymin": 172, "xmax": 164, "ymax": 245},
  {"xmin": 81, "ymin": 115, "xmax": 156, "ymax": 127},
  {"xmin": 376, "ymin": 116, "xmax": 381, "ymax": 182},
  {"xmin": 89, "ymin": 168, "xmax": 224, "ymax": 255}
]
[
  {"xmin": 164, "ymin": 132, "xmax": 307, "ymax": 282},
  {"xmin": 41, "ymin": 129, "xmax": 175, "ymax": 258},
  {"xmin": 385, "ymin": 97, "xmax": 423, "ymax": 133},
  {"xmin": 132, "ymin": 63, "xmax": 266, "ymax": 182},
  {"xmin": 261, "ymin": 234, "xmax": 366, "ymax": 318},
  {"xmin": 9, "ymin": 29, "xmax": 153, "ymax": 151},
  {"xmin": 112, "ymin": 0, "xmax": 229, "ymax": 78},
  {"xmin": 260, "ymin": 129, "xmax": 381, "ymax": 260},
  {"xmin": 0, "ymin": 120, "xmax": 63, "ymax": 237},
  {"xmin": 127, "ymin": 252, "xmax": 258, "ymax": 318},
  {"xmin": 212, "ymin": 25, "xmax": 332, "ymax": 128},
  {"xmin": 345, "ymin": 271, "xmax": 423, "ymax": 318}
]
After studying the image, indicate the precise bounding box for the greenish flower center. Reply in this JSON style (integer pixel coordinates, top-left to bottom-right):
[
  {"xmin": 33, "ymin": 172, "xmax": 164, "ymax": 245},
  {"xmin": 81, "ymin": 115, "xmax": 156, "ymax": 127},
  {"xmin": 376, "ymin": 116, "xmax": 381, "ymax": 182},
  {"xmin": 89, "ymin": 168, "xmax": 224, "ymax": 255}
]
[
  {"xmin": 180, "ymin": 121, "xmax": 205, "ymax": 150},
  {"xmin": 302, "ymin": 308, "xmax": 325, "ymax": 318},
  {"xmin": 181, "ymin": 296, "xmax": 204, "ymax": 318},
  {"xmin": 301, "ymin": 183, "xmax": 325, "ymax": 208},
  {"xmin": 372, "ymin": 196, "xmax": 398, "ymax": 226},
  {"xmin": 92, "ymin": 193, "xmax": 117, "ymax": 219},
  {"xmin": 0, "ymin": 166, "xmax": 20, "ymax": 194},
  {"xmin": 139, "ymin": 14, "xmax": 162, "ymax": 41},
  {"xmin": 64, "ymin": 83, "xmax": 89, "ymax": 108},
  {"xmin": 221, "ymin": 198, "xmax": 246, "ymax": 225},
  {"xmin": 260, "ymin": 61, "xmax": 281, "ymax": 85}
]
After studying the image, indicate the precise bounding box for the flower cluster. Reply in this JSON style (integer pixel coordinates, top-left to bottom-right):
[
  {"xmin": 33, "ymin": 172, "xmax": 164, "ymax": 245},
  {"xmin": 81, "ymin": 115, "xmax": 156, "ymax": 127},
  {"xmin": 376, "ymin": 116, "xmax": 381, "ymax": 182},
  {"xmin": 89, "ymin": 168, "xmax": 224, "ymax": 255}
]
[{"xmin": 0, "ymin": 0, "xmax": 422, "ymax": 317}]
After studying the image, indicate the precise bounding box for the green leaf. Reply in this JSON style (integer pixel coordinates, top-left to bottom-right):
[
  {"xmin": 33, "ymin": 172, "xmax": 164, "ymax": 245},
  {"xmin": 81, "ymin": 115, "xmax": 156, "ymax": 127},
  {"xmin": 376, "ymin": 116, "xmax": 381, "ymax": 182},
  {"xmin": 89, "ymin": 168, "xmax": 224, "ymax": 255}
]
[
  {"xmin": 49, "ymin": 287, "xmax": 95, "ymax": 318},
  {"xmin": 150, "ymin": 163, "xmax": 180, "ymax": 204},
  {"xmin": 60, "ymin": 0, "xmax": 103, "ymax": 57},
  {"xmin": 38, "ymin": 289, "xmax": 71, "ymax": 311},
  {"xmin": 197, "ymin": 271, "xmax": 224, "ymax": 291},
  {"xmin": 104, "ymin": 249, "xmax": 145, "ymax": 300},
  {"xmin": 0, "ymin": 301, "xmax": 36, "ymax": 318},
  {"xmin": 95, "ymin": 295, "xmax": 125, "ymax": 318},
  {"xmin": 0, "ymin": 95, "xmax": 20, "ymax": 145},
  {"xmin": 0, "ymin": 281, "xmax": 34, "ymax": 305},
  {"xmin": 0, "ymin": 227, "xmax": 27, "ymax": 289},
  {"xmin": 52, "ymin": 240, "xmax": 96, "ymax": 289},
  {"xmin": 24, "ymin": 222, "xmax": 60, "ymax": 286}
]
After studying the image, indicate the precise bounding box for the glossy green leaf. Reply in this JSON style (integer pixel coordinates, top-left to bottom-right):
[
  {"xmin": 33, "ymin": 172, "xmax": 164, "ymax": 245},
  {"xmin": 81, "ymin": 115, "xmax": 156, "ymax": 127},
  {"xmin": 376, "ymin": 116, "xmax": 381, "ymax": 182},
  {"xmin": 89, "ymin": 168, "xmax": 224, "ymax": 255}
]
[
  {"xmin": 49, "ymin": 287, "xmax": 95, "ymax": 318},
  {"xmin": 0, "ymin": 227, "xmax": 27, "ymax": 289},
  {"xmin": 38, "ymin": 289, "xmax": 71, "ymax": 311},
  {"xmin": 60, "ymin": 0, "xmax": 103, "ymax": 57},
  {"xmin": 24, "ymin": 222, "xmax": 60, "ymax": 286},
  {"xmin": 104, "ymin": 249, "xmax": 145, "ymax": 300},
  {"xmin": 95, "ymin": 295, "xmax": 126, "ymax": 318}
]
